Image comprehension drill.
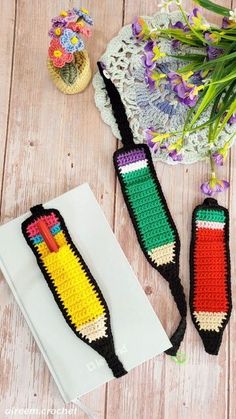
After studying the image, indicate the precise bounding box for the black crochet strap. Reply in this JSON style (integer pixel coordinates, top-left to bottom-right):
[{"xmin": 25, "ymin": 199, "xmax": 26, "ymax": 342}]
[
  {"xmin": 98, "ymin": 62, "xmax": 187, "ymax": 356},
  {"xmin": 97, "ymin": 62, "xmax": 134, "ymax": 148},
  {"xmin": 190, "ymin": 198, "xmax": 231, "ymax": 355}
]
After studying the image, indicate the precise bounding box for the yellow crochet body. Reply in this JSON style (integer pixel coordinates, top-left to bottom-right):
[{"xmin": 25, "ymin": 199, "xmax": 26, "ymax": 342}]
[{"xmin": 37, "ymin": 231, "xmax": 107, "ymax": 342}]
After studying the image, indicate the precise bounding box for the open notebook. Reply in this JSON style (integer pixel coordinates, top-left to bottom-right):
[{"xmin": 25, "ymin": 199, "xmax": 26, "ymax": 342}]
[{"xmin": 0, "ymin": 183, "xmax": 171, "ymax": 403}]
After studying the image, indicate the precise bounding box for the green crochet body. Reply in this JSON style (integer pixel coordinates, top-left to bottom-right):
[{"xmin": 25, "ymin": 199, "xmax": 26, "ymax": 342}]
[
  {"xmin": 196, "ymin": 209, "xmax": 226, "ymax": 223},
  {"xmin": 120, "ymin": 164, "xmax": 175, "ymax": 252}
]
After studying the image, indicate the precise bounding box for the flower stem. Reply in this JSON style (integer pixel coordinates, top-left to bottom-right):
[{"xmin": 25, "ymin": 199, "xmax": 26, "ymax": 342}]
[{"xmin": 210, "ymin": 154, "xmax": 216, "ymax": 175}]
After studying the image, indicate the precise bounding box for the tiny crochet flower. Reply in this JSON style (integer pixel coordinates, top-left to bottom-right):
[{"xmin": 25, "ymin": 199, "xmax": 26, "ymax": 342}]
[
  {"xmin": 48, "ymin": 26, "xmax": 64, "ymax": 38},
  {"xmin": 51, "ymin": 10, "xmax": 76, "ymax": 28},
  {"xmin": 201, "ymin": 174, "xmax": 229, "ymax": 196},
  {"xmin": 67, "ymin": 21, "xmax": 82, "ymax": 32},
  {"xmin": 51, "ymin": 16, "xmax": 67, "ymax": 27},
  {"xmin": 48, "ymin": 38, "xmax": 73, "ymax": 68},
  {"xmin": 73, "ymin": 7, "xmax": 93, "ymax": 25},
  {"xmin": 60, "ymin": 29, "xmax": 84, "ymax": 53},
  {"xmin": 79, "ymin": 26, "xmax": 92, "ymax": 38}
]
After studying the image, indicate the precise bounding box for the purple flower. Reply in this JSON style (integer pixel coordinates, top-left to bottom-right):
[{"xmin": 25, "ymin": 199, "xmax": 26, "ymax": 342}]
[
  {"xmin": 229, "ymin": 113, "xmax": 236, "ymax": 125},
  {"xmin": 222, "ymin": 17, "xmax": 230, "ymax": 28},
  {"xmin": 48, "ymin": 25, "xmax": 65, "ymax": 38},
  {"xmin": 201, "ymin": 176, "xmax": 229, "ymax": 196},
  {"xmin": 212, "ymin": 152, "xmax": 223, "ymax": 166},
  {"xmin": 171, "ymin": 21, "xmax": 189, "ymax": 31},
  {"xmin": 51, "ymin": 18, "xmax": 67, "ymax": 28},
  {"xmin": 167, "ymin": 72, "xmax": 200, "ymax": 107},
  {"xmin": 73, "ymin": 8, "xmax": 93, "ymax": 25},
  {"xmin": 222, "ymin": 16, "xmax": 236, "ymax": 29},
  {"xmin": 170, "ymin": 21, "xmax": 189, "ymax": 49},
  {"xmin": 189, "ymin": 7, "xmax": 199, "ymax": 19},
  {"xmin": 172, "ymin": 21, "xmax": 185, "ymax": 30},
  {"xmin": 207, "ymin": 46, "xmax": 223, "ymax": 60},
  {"xmin": 132, "ymin": 16, "xmax": 146, "ymax": 40},
  {"xmin": 145, "ymin": 128, "xmax": 170, "ymax": 153},
  {"xmin": 172, "ymin": 39, "xmax": 181, "ymax": 49},
  {"xmin": 51, "ymin": 10, "xmax": 75, "ymax": 26},
  {"xmin": 204, "ymin": 32, "xmax": 216, "ymax": 43},
  {"xmin": 144, "ymin": 68, "xmax": 156, "ymax": 90},
  {"xmin": 188, "ymin": 8, "xmax": 209, "ymax": 30},
  {"xmin": 169, "ymin": 150, "xmax": 183, "ymax": 161},
  {"xmin": 142, "ymin": 41, "xmax": 156, "ymax": 69}
]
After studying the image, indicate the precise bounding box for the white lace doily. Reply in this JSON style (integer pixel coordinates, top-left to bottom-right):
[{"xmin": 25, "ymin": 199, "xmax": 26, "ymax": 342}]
[{"xmin": 93, "ymin": 11, "xmax": 236, "ymax": 165}]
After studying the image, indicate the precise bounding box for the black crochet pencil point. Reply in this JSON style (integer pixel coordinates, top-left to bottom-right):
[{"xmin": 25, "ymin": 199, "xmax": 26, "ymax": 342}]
[{"xmin": 199, "ymin": 331, "xmax": 223, "ymax": 356}]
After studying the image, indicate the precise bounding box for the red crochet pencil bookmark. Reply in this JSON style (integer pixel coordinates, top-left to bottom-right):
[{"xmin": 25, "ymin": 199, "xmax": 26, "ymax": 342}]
[{"xmin": 190, "ymin": 198, "xmax": 232, "ymax": 355}]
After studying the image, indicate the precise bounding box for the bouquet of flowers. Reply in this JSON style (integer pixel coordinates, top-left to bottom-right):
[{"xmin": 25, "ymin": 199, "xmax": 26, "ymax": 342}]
[
  {"xmin": 47, "ymin": 7, "xmax": 93, "ymax": 93},
  {"xmin": 132, "ymin": 0, "xmax": 236, "ymax": 195}
]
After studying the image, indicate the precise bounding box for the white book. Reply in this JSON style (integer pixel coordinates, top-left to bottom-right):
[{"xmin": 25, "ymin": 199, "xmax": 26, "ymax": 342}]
[{"xmin": 0, "ymin": 183, "xmax": 171, "ymax": 405}]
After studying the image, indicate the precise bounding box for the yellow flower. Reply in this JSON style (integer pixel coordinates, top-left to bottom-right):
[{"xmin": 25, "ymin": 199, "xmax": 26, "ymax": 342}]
[
  {"xmin": 60, "ymin": 10, "xmax": 68, "ymax": 17},
  {"xmin": 54, "ymin": 28, "xmax": 62, "ymax": 36},
  {"xmin": 182, "ymin": 71, "xmax": 194, "ymax": 82},
  {"xmin": 152, "ymin": 133, "xmax": 170, "ymax": 143},
  {"xmin": 210, "ymin": 33, "xmax": 220, "ymax": 43},
  {"xmin": 81, "ymin": 7, "xmax": 89, "ymax": 15},
  {"xmin": 168, "ymin": 138, "xmax": 183, "ymax": 151},
  {"xmin": 53, "ymin": 50, "xmax": 62, "ymax": 58},
  {"xmin": 187, "ymin": 84, "xmax": 205, "ymax": 96},
  {"xmin": 191, "ymin": 9, "xmax": 210, "ymax": 31},
  {"xmin": 71, "ymin": 36, "xmax": 78, "ymax": 45},
  {"xmin": 151, "ymin": 72, "xmax": 167, "ymax": 85},
  {"xmin": 152, "ymin": 45, "xmax": 166, "ymax": 61}
]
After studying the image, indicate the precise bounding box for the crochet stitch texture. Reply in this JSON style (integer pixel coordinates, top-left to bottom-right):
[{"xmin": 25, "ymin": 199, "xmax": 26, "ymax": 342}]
[
  {"xmin": 190, "ymin": 198, "xmax": 232, "ymax": 355},
  {"xmin": 22, "ymin": 205, "xmax": 127, "ymax": 378},
  {"xmin": 98, "ymin": 61, "xmax": 187, "ymax": 356}
]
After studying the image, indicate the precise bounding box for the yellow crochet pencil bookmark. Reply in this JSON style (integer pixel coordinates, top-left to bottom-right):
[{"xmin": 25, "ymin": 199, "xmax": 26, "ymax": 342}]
[{"xmin": 22, "ymin": 204, "xmax": 127, "ymax": 378}]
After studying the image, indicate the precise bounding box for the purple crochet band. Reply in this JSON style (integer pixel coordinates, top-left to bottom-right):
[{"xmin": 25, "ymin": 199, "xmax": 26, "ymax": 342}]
[{"xmin": 116, "ymin": 148, "xmax": 146, "ymax": 167}]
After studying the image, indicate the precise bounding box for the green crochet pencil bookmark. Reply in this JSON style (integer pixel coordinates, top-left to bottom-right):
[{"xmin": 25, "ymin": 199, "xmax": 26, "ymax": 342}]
[{"xmin": 98, "ymin": 61, "xmax": 187, "ymax": 356}]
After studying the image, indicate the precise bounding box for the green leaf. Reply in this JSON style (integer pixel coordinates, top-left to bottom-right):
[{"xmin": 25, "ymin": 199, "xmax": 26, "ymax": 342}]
[
  {"xmin": 169, "ymin": 54, "xmax": 206, "ymax": 61},
  {"xmin": 194, "ymin": 0, "xmax": 230, "ymax": 16},
  {"xmin": 179, "ymin": 51, "xmax": 236, "ymax": 74},
  {"xmin": 59, "ymin": 62, "xmax": 77, "ymax": 85},
  {"xmin": 210, "ymin": 72, "xmax": 236, "ymax": 85},
  {"xmin": 216, "ymin": 97, "xmax": 236, "ymax": 137}
]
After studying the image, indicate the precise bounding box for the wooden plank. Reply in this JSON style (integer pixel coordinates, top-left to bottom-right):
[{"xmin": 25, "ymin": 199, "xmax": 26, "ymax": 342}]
[
  {"xmin": 0, "ymin": 1, "xmax": 123, "ymax": 418},
  {"xmin": 106, "ymin": 1, "xmax": 232, "ymax": 418},
  {"xmin": 0, "ymin": 1, "xmax": 15, "ymax": 195}
]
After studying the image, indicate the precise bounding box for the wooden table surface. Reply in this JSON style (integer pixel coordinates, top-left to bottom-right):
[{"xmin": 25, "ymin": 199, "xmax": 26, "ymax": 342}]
[{"xmin": 0, "ymin": 1, "xmax": 236, "ymax": 418}]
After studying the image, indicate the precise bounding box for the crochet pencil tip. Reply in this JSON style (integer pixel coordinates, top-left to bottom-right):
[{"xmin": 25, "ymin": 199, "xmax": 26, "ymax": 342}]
[{"xmin": 199, "ymin": 330, "xmax": 223, "ymax": 355}]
